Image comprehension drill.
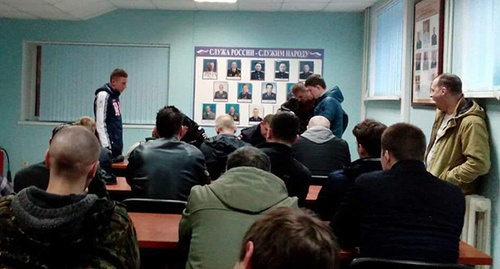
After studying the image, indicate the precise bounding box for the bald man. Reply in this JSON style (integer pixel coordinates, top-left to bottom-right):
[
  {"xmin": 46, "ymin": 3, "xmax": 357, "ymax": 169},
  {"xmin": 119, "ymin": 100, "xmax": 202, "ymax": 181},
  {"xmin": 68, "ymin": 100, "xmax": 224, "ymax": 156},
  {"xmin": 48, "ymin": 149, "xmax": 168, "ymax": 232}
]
[
  {"xmin": 0, "ymin": 126, "xmax": 139, "ymax": 268},
  {"xmin": 292, "ymin": 116, "xmax": 350, "ymax": 176},
  {"xmin": 200, "ymin": 115, "xmax": 248, "ymax": 180}
]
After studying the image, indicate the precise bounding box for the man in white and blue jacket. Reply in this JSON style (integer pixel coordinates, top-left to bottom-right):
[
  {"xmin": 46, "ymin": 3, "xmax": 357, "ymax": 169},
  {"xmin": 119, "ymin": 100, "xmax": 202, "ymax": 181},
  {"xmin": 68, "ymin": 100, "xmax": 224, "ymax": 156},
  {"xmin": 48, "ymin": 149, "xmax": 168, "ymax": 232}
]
[{"xmin": 94, "ymin": 69, "xmax": 128, "ymax": 160}]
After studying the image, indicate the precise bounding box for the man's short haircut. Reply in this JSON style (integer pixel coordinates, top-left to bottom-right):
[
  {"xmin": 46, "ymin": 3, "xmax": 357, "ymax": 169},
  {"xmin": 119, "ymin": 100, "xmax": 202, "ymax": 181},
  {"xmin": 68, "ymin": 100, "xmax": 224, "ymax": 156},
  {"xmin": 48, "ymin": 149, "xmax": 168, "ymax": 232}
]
[
  {"xmin": 270, "ymin": 112, "xmax": 300, "ymax": 144},
  {"xmin": 239, "ymin": 207, "xmax": 339, "ymax": 269},
  {"xmin": 74, "ymin": 116, "xmax": 96, "ymax": 133},
  {"xmin": 305, "ymin": 74, "xmax": 326, "ymax": 89},
  {"xmin": 266, "ymin": 83, "xmax": 273, "ymax": 88},
  {"xmin": 215, "ymin": 114, "xmax": 235, "ymax": 130},
  {"xmin": 352, "ymin": 119, "xmax": 387, "ymax": 157},
  {"xmin": 226, "ymin": 146, "xmax": 271, "ymax": 172},
  {"xmin": 52, "ymin": 123, "xmax": 73, "ymax": 138},
  {"xmin": 263, "ymin": 114, "xmax": 274, "ymax": 125},
  {"xmin": 435, "ymin": 73, "xmax": 462, "ymax": 95},
  {"xmin": 49, "ymin": 126, "xmax": 100, "ymax": 177},
  {"xmin": 308, "ymin": 116, "xmax": 330, "ymax": 129},
  {"xmin": 381, "ymin": 123, "xmax": 427, "ymax": 162},
  {"xmin": 291, "ymin": 83, "xmax": 306, "ymax": 95},
  {"xmin": 109, "ymin": 68, "xmax": 128, "ymax": 82},
  {"xmin": 156, "ymin": 106, "xmax": 184, "ymax": 138}
]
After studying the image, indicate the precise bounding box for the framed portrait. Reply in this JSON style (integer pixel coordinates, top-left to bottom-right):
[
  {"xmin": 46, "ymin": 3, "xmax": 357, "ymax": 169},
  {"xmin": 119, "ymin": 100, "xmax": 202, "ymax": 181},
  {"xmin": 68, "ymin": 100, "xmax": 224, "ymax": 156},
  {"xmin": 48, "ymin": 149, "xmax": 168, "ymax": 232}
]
[
  {"xmin": 237, "ymin": 83, "xmax": 253, "ymax": 103},
  {"xmin": 227, "ymin": 59, "xmax": 241, "ymax": 80},
  {"xmin": 225, "ymin": 104, "xmax": 240, "ymax": 123},
  {"xmin": 286, "ymin": 83, "xmax": 296, "ymax": 100},
  {"xmin": 274, "ymin": 60, "xmax": 290, "ymax": 81},
  {"xmin": 202, "ymin": 59, "xmax": 218, "ymax": 80},
  {"xmin": 201, "ymin": 103, "xmax": 216, "ymax": 121},
  {"xmin": 248, "ymin": 105, "xmax": 264, "ymax": 125},
  {"xmin": 299, "ymin": 61, "xmax": 314, "ymax": 81},
  {"xmin": 213, "ymin": 81, "xmax": 229, "ymax": 102},
  {"xmin": 261, "ymin": 82, "xmax": 277, "ymax": 104},
  {"xmin": 250, "ymin": 60, "xmax": 265, "ymax": 81},
  {"xmin": 412, "ymin": 0, "xmax": 444, "ymax": 105}
]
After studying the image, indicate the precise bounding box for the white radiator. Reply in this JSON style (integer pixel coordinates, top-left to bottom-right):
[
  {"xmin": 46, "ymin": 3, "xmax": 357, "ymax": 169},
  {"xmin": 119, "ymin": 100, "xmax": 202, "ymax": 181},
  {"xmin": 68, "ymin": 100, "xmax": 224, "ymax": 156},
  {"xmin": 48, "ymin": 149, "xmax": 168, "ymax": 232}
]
[{"xmin": 461, "ymin": 195, "xmax": 491, "ymax": 269}]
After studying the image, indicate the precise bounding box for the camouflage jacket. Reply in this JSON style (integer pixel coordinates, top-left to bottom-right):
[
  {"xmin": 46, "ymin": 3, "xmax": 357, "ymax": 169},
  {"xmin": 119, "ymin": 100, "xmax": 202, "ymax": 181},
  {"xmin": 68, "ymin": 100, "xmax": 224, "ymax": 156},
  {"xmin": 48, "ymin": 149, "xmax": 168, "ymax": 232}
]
[{"xmin": 0, "ymin": 190, "xmax": 140, "ymax": 269}]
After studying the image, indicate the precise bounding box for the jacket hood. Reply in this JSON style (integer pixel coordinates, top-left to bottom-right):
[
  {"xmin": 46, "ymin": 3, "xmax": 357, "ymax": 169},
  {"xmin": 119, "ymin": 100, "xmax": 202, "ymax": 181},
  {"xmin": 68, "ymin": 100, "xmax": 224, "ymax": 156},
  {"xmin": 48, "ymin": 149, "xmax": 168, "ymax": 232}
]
[
  {"xmin": 11, "ymin": 187, "xmax": 98, "ymax": 242},
  {"xmin": 456, "ymin": 99, "xmax": 486, "ymax": 120},
  {"xmin": 300, "ymin": 126, "xmax": 334, "ymax": 144},
  {"xmin": 324, "ymin": 86, "xmax": 344, "ymax": 103},
  {"xmin": 209, "ymin": 167, "xmax": 293, "ymax": 213},
  {"xmin": 205, "ymin": 134, "xmax": 248, "ymax": 158},
  {"xmin": 95, "ymin": 83, "xmax": 120, "ymax": 96}
]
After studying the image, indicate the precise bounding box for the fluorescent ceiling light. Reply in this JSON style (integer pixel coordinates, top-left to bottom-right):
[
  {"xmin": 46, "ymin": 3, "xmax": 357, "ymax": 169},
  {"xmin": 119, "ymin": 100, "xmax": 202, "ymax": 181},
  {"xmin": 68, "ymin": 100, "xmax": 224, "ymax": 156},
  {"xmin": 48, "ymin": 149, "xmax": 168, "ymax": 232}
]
[{"xmin": 194, "ymin": 0, "xmax": 237, "ymax": 3}]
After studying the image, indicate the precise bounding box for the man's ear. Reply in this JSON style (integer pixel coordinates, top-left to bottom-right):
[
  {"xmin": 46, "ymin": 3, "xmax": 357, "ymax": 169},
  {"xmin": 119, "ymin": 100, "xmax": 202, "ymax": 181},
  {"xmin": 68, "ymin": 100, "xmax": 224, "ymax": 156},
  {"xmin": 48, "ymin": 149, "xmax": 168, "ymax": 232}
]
[
  {"xmin": 44, "ymin": 150, "xmax": 50, "ymax": 169},
  {"xmin": 152, "ymin": 126, "xmax": 159, "ymax": 138},
  {"xmin": 266, "ymin": 128, "xmax": 273, "ymax": 140},
  {"xmin": 180, "ymin": 126, "xmax": 188, "ymax": 139},
  {"xmin": 242, "ymin": 241, "xmax": 254, "ymax": 269},
  {"xmin": 88, "ymin": 161, "xmax": 99, "ymax": 180},
  {"xmin": 233, "ymin": 127, "xmax": 237, "ymax": 134},
  {"xmin": 293, "ymin": 135, "xmax": 299, "ymax": 145},
  {"xmin": 215, "ymin": 127, "xmax": 221, "ymax": 134}
]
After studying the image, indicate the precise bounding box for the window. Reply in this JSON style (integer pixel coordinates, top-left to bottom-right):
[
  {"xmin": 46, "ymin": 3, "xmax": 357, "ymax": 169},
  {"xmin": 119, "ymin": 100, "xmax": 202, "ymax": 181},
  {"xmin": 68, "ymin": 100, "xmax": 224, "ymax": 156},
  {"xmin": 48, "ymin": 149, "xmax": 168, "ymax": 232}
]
[
  {"xmin": 23, "ymin": 42, "xmax": 170, "ymax": 124},
  {"xmin": 368, "ymin": 0, "xmax": 405, "ymax": 98},
  {"xmin": 452, "ymin": 0, "xmax": 500, "ymax": 96}
]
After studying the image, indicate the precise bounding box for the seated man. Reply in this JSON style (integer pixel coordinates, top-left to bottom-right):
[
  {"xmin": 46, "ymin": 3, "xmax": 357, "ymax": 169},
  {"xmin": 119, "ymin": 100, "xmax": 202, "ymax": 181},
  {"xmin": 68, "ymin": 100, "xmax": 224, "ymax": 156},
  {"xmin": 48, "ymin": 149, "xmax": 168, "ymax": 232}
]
[
  {"xmin": 0, "ymin": 126, "xmax": 139, "ymax": 268},
  {"xmin": 315, "ymin": 119, "xmax": 386, "ymax": 220},
  {"xmin": 14, "ymin": 119, "xmax": 109, "ymax": 199},
  {"xmin": 234, "ymin": 207, "xmax": 339, "ymax": 269},
  {"xmin": 179, "ymin": 147, "xmax": 298, "ymax": 269},
  {"xmin": 127, "ymin": 106, "xmax": 208, "ymax": 201},
  {"xmin": 292, "ymin": 116, "xmax": 350, "ymax": 176},
  {"xmin": 258, "ymin": 112, "xmax": 311, "ymax": 206},
  {"xmin": 239, "ymin": 114, "xmax": 273, "ymax": 146},
  {"xmin": 200, "ymin": 115, "xmax": 248, "ymax": 180},
  {"xmin": 332, "ymin": 123, "xmax": 465, "ymax": 263}
]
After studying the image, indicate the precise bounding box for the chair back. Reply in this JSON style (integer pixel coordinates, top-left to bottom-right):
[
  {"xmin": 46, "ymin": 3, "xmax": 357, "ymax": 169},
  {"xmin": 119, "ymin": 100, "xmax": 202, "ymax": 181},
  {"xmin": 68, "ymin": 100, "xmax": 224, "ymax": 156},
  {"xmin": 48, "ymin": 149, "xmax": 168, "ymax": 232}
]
[
  {"xmin": 311, "ymin": 175, "xmax": 328, "ymax": 185},
  {"xmin": 350, "ymin": 258, "xmax": 472, "ymax": 269},
  {"xmin": 123, "ymin": 198, "xmax": 187, "ymax": 214}
]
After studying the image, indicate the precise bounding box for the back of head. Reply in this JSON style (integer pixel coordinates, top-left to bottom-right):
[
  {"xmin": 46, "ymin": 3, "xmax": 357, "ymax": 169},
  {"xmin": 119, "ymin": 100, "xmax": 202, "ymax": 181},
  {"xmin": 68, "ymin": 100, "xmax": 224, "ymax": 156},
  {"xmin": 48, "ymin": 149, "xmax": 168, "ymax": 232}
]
[
  {"xmin": 304, "ymin": 74, "xmax": 326, "ymax": 89},
  {"xmin": 435, "ymin": 73, "xmax": 462, "ymax": 95},
  {"xmin": 49, "ymin": 126, "xmax": 100, "ymax": 178},
  {"xmin": 291, "ymin": 83, "xmax": 306, "ymax": 95},
  {"xmin": 381, "ymin": 123, "xmax": 426, "ymax": 162},
  {"xmin": 263, "ymin": 114, "xmax": 274, "ymax": 125},
  {"xmin": 109, "ymin": 68, "xmax": 128, "ymax": 82},
  {"xmin": 270, "ymin": 112, "xmax": 300, "ymax": 144},
  {"xmin": 215, "ymin": 114, "xmax": 235, "ymax": 132},
  {"xmin": 226, "ymin": 146, "xmax": 271, "ymax": 172},
  {"xmin": 308, "ymin": 116, "xmax": 330, "ymax": 129},
  {"xmin": 353, "ymin": 119, "xmax": 387, "ymax": 157},
  {"xmin": 239, "ymin": 207, "xmax": 339, "ymax": 269},
  {"xmin": 74, "ymin": 116, "xmax": 96, "ymax": 134},
  {"xmin": 156, "ymin": 106, "xmax": 184, "ymax": 138}
]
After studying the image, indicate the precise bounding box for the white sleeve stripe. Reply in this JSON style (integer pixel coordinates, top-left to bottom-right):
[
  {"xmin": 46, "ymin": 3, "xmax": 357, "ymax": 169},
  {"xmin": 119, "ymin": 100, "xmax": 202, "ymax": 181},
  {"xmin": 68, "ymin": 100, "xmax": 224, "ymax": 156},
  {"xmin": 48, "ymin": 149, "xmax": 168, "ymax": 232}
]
[{"xmin": 95, "ymin": 91, "xmax": 111, "ymax": 148}]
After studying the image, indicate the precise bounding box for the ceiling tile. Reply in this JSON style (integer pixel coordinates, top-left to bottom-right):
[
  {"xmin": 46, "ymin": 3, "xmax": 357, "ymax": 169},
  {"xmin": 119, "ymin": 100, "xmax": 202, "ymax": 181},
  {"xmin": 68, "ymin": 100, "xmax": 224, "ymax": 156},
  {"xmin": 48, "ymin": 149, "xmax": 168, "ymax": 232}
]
[
  {"xmin": 0, "ymin": 0, "xmax": 48, "ymax": 5},
  {"xmin": 151, "ymin": 0, "xmax": 196, "ymax": 10},
  {"xmin": 67, "ymin": 1, "xmax": 115, "ymax": 19},
  {"xmin": 324, "ymin": 1, "xmax": 371, "ymax": 12},
  {"xmin": 195, "ymin": 2, "xmax": 238, "ymax": 11},
  {"xmin": 281, "ymin": 2, "xmax": 329, "ymax": 11},
  {"xmin": 0, "ymin": 10, "xmax": 38, "ymax": 19},
  {"xmin": 237, "ymin": 1, "xmax": 281, "ymax": 11},
  {"xmin": 15, "ymin": 3, "xmax": 61, "ymax": 13},
  {"xmin": 108, "ymin": 0, "xmax": 156, "ymax": 9},
  {"xmin": 0, "ymin": 2, "xmax": 19, "ymax": 11},
  {"xmin": 55, "ymin": 0, "xmax": 100, "ymax": 12}
]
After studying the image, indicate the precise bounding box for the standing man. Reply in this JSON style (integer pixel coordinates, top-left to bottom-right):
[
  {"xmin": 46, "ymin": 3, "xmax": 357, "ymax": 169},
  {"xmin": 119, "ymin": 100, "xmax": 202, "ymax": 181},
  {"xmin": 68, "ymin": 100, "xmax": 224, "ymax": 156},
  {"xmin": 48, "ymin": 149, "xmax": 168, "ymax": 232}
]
[
  {"xmin": 305, "ymin": 74, "xmax": 345, "ymax": 138},
  {"xmin": 281, "ymin": 83, "xmax": 316, "ymax": 133},
  {"xmin": 94, "ymin": 69, "xmax": 128, "ymax": 162},
  {"xmin": 426, "ymin": 73, "xmax": 490, "ymax": 194}
]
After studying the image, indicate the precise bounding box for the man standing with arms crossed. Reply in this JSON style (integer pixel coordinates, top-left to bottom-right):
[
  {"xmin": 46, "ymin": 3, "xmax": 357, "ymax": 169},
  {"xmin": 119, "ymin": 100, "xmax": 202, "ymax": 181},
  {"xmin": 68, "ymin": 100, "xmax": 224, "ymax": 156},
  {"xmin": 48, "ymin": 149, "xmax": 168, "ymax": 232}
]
[
  {"xmin": 94, "ymin": 69, "xmax": 128, "ymax": 162},
  {"xmin": 426, "ymin": 73, "xmax": 490, "ymax": 194}
]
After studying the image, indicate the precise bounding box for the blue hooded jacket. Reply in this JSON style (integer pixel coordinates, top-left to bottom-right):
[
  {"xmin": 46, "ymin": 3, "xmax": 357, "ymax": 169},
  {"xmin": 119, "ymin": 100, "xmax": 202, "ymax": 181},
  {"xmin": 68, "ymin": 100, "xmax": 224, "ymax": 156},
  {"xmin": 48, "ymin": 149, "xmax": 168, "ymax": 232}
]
[{"xmin": 314, "ymin": 86, "xmax": 344, "ymax": 137}]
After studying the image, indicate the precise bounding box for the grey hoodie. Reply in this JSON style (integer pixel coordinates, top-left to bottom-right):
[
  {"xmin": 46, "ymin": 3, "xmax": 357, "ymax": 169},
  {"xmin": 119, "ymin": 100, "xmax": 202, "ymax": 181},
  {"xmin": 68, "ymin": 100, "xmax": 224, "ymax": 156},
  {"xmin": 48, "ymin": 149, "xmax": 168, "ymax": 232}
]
[{"xmin": 301, "ymin": 126, "xmax": 335, "ymax": 144}]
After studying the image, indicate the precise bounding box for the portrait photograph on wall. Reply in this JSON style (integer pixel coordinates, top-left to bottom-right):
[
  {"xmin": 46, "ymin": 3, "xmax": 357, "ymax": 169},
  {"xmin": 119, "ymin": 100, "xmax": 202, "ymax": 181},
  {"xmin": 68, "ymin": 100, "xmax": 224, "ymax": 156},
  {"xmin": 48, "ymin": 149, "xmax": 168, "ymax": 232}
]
[
  {"xmin": 213, "ymin": 81, "xmax": 229, "ymax": 101},
  {"xmin": 299, "ymin": 61, "xmax": 314, "ymax": 80},
  {"xmin": 412, "ymin": 0, "xmax": 444, "ymax": 105},
  {"xmin": 225, "ymin": 103, "xmax": 240, "ymax": 123},
  {"xmin": 274, "ymin": 60, "xmax": 290, "ymax": 81},
  {"xmin": 250, "ymin": 60, "xmax": 265, "ymax": 80},
  {"xmin": 237, "ymin": 83, "xmax": 253, "ymax": 102},
  {"xmin": 248, "ymin": 105, "xmax": 264, "ymax": 124},
  {"xmin": 261, "ymin": 82, "xmax": 277, "ymax": 104},
  {"xmin": 201, "ymin": 103, "xmax": 216, "ymax": 121},
  {"xmin": 202, "ymin": 59, "xmax": 218, "ymax": 80},
  {"xmin": 227, "ymin": 59, "xmax": 241, "ymax": 80}
]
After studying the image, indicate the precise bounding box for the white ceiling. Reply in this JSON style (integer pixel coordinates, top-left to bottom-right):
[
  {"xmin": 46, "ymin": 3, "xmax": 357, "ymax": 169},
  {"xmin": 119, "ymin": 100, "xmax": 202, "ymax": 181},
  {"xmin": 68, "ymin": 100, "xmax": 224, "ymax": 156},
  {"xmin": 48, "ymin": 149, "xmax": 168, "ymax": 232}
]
[{"xmin": 0, "ymin": 0, "xmax": 376, "ymax": 20}]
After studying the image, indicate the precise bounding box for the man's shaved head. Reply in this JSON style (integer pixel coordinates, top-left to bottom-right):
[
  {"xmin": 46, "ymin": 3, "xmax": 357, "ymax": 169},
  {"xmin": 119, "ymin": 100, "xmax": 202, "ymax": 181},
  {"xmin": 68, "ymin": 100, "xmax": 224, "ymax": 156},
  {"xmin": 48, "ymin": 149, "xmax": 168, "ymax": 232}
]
[
  {"xmin": 49, "ymin": 126, "xmax": 100, "ymax": 179},
  {"xmin": 215, "ymin": 114, "xmax": 235, "ymax": 133},
  {"xmin": 308, "ymin": 116, "xmax": 330, "ymax": 129}
]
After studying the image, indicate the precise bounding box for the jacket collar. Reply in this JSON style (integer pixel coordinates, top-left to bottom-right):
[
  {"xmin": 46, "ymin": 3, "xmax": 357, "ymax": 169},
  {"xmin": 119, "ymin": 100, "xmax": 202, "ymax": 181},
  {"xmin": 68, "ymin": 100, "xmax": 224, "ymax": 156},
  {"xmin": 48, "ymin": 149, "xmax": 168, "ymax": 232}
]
[
  {"xmin": 105, "ymin": 83, "xmax": 121, "ymax": 97},
  {"xmin": 258, "ymin": 142, "xmax": 292, "ymax": 154},
  {"xmin": 390, "ymin": 160, "xmax": 427, "ymax": 173}
]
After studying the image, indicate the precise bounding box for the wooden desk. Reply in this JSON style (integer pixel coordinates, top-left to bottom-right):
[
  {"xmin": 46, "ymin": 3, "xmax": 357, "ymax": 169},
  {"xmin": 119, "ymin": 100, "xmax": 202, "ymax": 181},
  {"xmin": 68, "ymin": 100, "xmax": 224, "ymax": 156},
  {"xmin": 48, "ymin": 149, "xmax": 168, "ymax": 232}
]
[
  {"xmin": 306, "ymin": 185, "xmax": 321, "ymax": 203},
  {"xmin": 106, "ymin": 176, "xmax": 132, "ymax": 195},
  {"xmin": 129, "ymin": 213, "xmax": 492, "ymax": 265},
  {"xmin": 112, "ymin": 160, "xmax": 128, "ymax": 169}
]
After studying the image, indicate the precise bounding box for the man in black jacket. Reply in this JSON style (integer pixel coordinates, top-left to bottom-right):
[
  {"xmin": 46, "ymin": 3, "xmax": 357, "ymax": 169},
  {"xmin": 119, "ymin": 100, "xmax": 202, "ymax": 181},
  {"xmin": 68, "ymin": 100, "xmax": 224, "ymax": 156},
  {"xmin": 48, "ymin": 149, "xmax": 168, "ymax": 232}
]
[
  {"xmin": 127, "ymin": 106, "xmax": 208, "ymax": 201},
  {"xmin": 200, "ymin": 115, "xmax": 248, "ymax": 180},
  {"xmin": 332, "ymin": 123, "xmax": 465, "ymax": 263},
  {"xmin": 292, "ymin": 116, "xmax": 350, "ymax": 176},
  {"xmin": 258, "ymin": 112, "xmax": 311, "ymax": 207},
  {"xmin": 239, "ymin": 114, "xmax": 273, "ymax": 146},
  {"xmin": 314, "ymin": 119, "xmax": 386, "ymax": 220}
]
